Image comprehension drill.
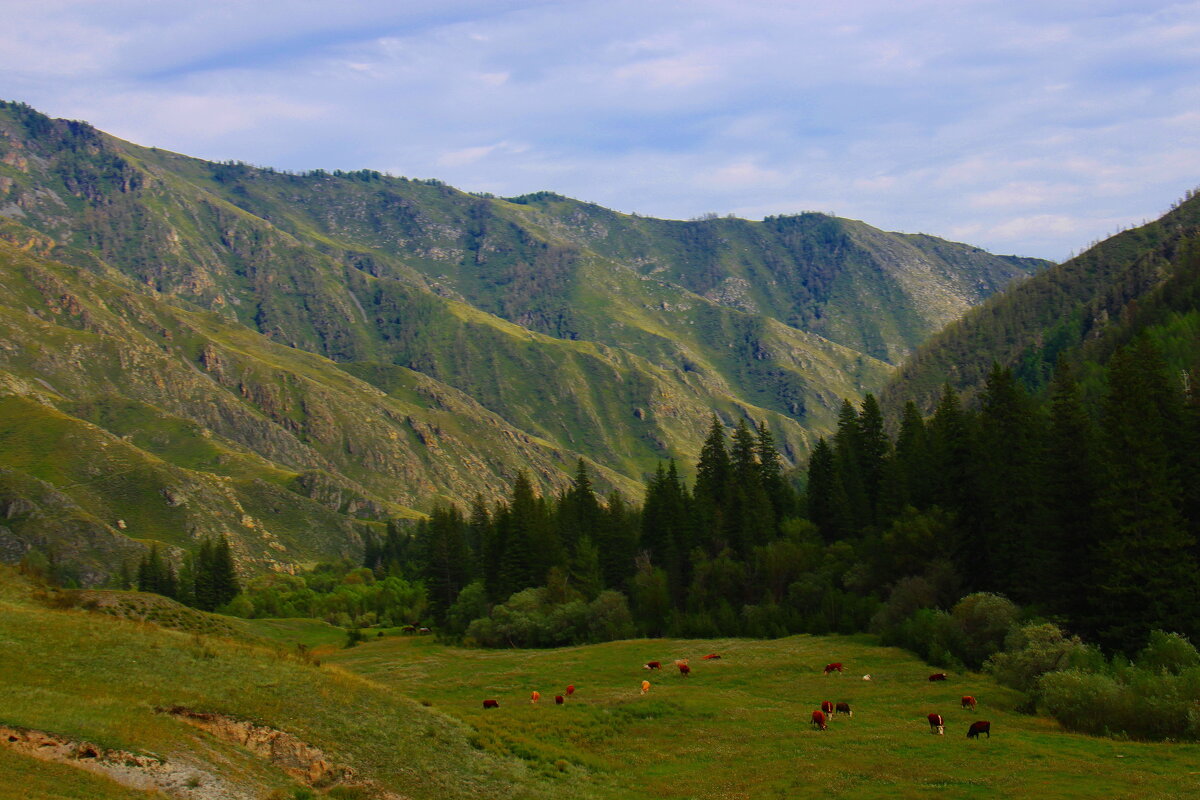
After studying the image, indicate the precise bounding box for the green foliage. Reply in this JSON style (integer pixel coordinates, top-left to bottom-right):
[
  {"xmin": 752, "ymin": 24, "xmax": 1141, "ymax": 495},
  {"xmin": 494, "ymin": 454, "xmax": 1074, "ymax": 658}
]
[{"xmin": 464, "ymin": 587, "xmax": 634, "ymax": 648}]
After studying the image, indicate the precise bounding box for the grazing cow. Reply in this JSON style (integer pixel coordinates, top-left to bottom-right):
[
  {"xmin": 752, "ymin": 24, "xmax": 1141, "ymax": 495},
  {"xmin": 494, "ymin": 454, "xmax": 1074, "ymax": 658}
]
[
  {"xmin": 530, "ymin": 691, "xmax": 540, "ymax": 704},
  {"xmin": 418, "ymin": 627, "xmax": 432, "ymax": 634},
  {"xmin": 824, "ymin": 662, "xmax": 844, "ymax": 675},
  {"xmin": 835, "ymin": 702, "xmax": 852, "ymax": 717},
  {"xmin": 702, "ymin": 653, "xmax": 721, "ymax": 660},
  {"xmin": 862, "ymin": 675, "xmax": 872, "ymax": 681},
  {"xmin": 928, "ymin": 673, "xmax": 948, "ymax": 682},
  {"xmin": 644, "ymin": 661, "xmax": 661, "ymax": 670},
  {"xmin": 555, "ymin": 695, "xmax": 564, "ymax": 705},
  {"xmin": 821, "ymin": 700, "xmax": 835, "ymax": 717},
  {"xmin": 927, "ymin": 713, "xmax": 944, "ymax": 735},
  {"xmin": 566, "ymin": 685, "xmax": 576, "ymax": 696},
  {"xmin": 678, "ymin": 664, "xmax": 691, "ymax": 677},
  {"xmin": 483, "ymin": 700, "xmax": 499, "ymax": 709},
  {"xmin": 641, "ymin": 680, "xmax": 651, "ymax": 695},
  {"xmin": 961, "ymin": 695, "xmax": 977, "ymax": 710},
  {"xmin": 811, "ymin": 710, "xmax": 827, "ymax": 730},
  {"xmin": 967, "ymin": 721, "xmax": 991, "ymax": 739}
]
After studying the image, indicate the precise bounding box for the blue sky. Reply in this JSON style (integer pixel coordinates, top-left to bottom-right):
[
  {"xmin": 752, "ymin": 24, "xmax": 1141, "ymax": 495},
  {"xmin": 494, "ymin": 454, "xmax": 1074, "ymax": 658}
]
[{"xmin": 3, "ymin": 1, "xmax": 1200, "ymax": 260}]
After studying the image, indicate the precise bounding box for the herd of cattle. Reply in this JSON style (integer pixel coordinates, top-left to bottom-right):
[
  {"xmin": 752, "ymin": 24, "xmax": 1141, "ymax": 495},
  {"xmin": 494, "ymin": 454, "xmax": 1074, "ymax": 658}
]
[{"xmin": 479, "ymin": 654, "xmax": 991, "ymax": 740}]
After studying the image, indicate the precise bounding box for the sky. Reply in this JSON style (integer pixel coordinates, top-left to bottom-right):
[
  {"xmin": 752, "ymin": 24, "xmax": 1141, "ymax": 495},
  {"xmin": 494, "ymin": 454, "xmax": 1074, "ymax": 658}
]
[{"xmin": 3, "ymin": 1, "xmax": 1200, "ymax": 260}]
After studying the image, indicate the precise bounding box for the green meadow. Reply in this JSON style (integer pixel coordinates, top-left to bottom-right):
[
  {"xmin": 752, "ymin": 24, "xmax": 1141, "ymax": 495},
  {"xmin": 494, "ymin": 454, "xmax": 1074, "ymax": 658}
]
[{"xmin": 2, "ymin": 572, "xmax": 1198, "ymax": 800}]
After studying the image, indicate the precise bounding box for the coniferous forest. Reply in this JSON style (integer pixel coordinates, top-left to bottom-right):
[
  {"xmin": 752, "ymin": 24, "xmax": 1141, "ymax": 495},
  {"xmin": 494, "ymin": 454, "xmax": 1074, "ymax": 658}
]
[{"xmin": 203, "ymin": 334, "xmax": 1199, "ymax": 672}]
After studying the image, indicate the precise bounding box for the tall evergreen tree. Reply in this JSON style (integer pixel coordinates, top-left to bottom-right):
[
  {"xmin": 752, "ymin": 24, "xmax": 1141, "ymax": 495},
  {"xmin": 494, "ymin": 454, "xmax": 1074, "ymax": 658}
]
[
  {"xmin": 694, "ymin": 416, "xmax": 732, "ymax": 553},
  {"xmin": 805, "ymin": 437, "xmax": 849, "ymax": 542},
  {"xmin": 832, "ymin": 399, "xmax": 869, "ymax": 531},
  {"xmin": 756, "ymin": 421, "xmax": 794, "ymax": 522},
  {"xmin": 856, "ymin": 394, "xmax": 889, "ymax": 524},
  {"xmin": 1092, "ymin": 340, "xmax": 1197, "ymax": 651},
  {"xmin": 1044, "ymin": 359, "xmax": 1102, "ymax": 623}
]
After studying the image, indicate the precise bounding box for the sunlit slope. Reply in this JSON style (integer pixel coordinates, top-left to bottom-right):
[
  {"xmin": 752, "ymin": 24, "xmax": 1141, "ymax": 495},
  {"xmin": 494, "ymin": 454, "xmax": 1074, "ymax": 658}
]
[
  {"xmin": 330, "ymin": 634, "xmax": 1200, "ymax": 799},
  {"xmin": 0, "ymin": 101, "xmax": 1039, "ymax": 483},
  {"xmin": 0, "ymin": 572, "xmax": 566, "ymax": 800},
  {"xmin": 0, "ymin": 237, "xmax": 646, "ymax": 579}
]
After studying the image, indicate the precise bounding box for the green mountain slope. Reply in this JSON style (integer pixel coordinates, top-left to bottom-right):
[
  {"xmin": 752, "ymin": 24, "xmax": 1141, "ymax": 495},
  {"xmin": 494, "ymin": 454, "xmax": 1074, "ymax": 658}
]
[
  {"xmin": 883, "ymin": 190, "xmax": 1200, "ymax": 409},
  {"xmin": 0, "ymin": 101, "xmax": 1044, "ymax": 578}
]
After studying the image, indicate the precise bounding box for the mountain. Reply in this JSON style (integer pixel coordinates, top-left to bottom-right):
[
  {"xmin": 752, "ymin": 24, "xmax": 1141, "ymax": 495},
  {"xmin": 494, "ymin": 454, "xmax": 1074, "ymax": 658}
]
[
  {"xmin": 883, "ymin": 189, "xmax": 1200, "ymax": 410},
  {"xmin": 0, "ymin": 101, "xmax": 1046, "ymax": 580}
]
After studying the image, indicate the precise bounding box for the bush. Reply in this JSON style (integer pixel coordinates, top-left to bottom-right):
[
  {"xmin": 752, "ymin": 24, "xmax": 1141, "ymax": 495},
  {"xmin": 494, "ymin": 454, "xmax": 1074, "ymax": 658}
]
[
  {"xmin": 464, "ymin": 587, "xmax": 635, "ymax": 648},
  {"xmin": 950, "ymin": 592, "xmax": 1018, "ymax": 668},
  {"xmin": 1136, "ymin": 631, "xmax": 1200, "ymax": 675},
  {"xmin": 985, "ymin": 622, "xmax": 1094, "ymax": 696}
]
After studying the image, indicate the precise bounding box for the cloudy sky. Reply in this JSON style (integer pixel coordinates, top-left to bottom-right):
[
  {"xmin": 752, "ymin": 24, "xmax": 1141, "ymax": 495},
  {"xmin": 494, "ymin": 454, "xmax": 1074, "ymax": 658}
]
[{"xmin": 3, "ymin": 1, "xmax": 1199, "ymax": 259}]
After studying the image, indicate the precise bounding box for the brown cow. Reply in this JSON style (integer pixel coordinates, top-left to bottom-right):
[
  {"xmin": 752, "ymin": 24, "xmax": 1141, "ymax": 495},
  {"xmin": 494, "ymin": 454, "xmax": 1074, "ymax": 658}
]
[
  {"xmin": 566, "ymin": 684, "xmax": 576, "ymax": 696},
  {"xmin": 835, "ymin": 702, "xmax": 852, "ymax": 717},
  {"xmin": 555, "ymin": 695, "xmax": 564, "ymax": 705},
  {"xmin": 702, "ymin": 653, "xmax": 721, "ymax": 660},
  {"xmin": 927, "ymin": 713, "xmax": 944, "ymax": 735},
  {"xmin": 483, "ymin": 699, "xmax": 499, "ymax": 709},
  {"xmin": 811, "ymin": 710, "xmax": 827, "ymax": 730},
  {"xmin": 961, "ymin": 695, "xmax": 977, "ymax": 710},
  {"xmin": 530, "ymin": 691, "xmax": 540, "ymax": 704},
  {"xmin": 967, "ymin": 720, "xmax": 991, "ymax": 739},
  {"xmin": 678, "ymin": 663, "xmax": 691, "ymax": 677},
  {"xmin": 821, "ymin": 700, "xmax": 835, "ymax": 717},
  {"xmin": 824, "ymin": 662, "xmax": 843, "ymax": 675},
  {"xmin": 928, "ymin": 673, "xmax": 948, "ymax": 682},
  {"xmin": 644, "ymin": 661, "xmax": 661, "ymax": 670}
]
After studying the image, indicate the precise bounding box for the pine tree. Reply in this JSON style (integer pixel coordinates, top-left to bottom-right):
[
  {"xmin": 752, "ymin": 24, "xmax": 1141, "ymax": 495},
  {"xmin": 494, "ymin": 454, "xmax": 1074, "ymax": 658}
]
[
  {"xmin": 805, "ymin": 437, "xmax": 849, "ymax": 542},
  {"xmin": 927, "ymin": 384, "xmax": 975, "ymax": 585},
  {"xmin": 1043, "ymin": 359, "xmax": 1102, "ymax": 622},
  {"xmin": 756, "ymin": 421, "xmax": 794, "ymax": 522},
  {"xmin": 569, "ymin": 535, "xmax": 604, "ymax": 599},
  {"xmin": 1092, "ymin": 340, "xmax": 1197, "ymax": 651},
  {"xmin": 693, "ymin": 416, "xmax": 732, "ymax": 553},
  {"xmin": 832, "ymin": 399, "xmax": 869, "ymax": 531},
  {"xmin": 730, "ymin": 419, "xmax": 773, "ymax": 553},
  {"xmin": 976, "ymin": 363, "xmax": 1045, "ymax": 600},
  {"xmin": 596, "ymin": 490, "xmax": 638, "ymax": 589},
  {"xmin": 498, "ymin": 471, "xmax": 541, "ymax": 597},
  {"xmin": 856, "ymin": 394, "xmax": 889, "ymax": 523}
]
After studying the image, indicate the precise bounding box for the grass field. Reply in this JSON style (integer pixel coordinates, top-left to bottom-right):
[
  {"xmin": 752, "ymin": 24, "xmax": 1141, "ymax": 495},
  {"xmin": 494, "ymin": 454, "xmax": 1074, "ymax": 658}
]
[
  {"xmin": 2, "ymin": 571, "xmax": 1198, "ymax": 800},
  {"xmin": 329, "ymin": 634, "xmax": 1200, "ymax": 800}
]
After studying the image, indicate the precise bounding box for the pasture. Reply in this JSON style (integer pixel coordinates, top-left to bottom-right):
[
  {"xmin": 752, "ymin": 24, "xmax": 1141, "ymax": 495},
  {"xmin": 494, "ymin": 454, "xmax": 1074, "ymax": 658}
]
[
  {"xmin": 1, "ymin": 571, "xmax": 1197, "ymax": 800},
  {"xmin": 330, "ymin": 634, "xmax": 1200, "ymax": 800}
]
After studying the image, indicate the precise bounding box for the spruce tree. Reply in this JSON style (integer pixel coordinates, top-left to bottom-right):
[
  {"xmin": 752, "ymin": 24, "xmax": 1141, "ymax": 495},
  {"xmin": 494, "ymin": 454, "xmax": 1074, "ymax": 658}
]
[
  {"xmin": 756, "ymin": 421, "xmax": 794, "ymax": 522},
  {"xmin": 856, "ymin": 394, "xmax": 889, "ymax": 524},
  {"xmin": 1093, "ymin": 341, "xmax": 1197, "ymax": 651},
  {"xmin": 693, "ymin": 416, "xmax": 732, "ymax": 552},
  {"xmin": 1044, "ymin": 359, "xmax": 1102, "ymax": 623}
]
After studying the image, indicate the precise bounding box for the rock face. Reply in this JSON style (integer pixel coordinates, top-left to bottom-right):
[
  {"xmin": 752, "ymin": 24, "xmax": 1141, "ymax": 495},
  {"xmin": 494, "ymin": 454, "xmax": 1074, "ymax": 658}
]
[
  {"xmin": 163, "ymin": 707, "xmax": 354, "ymax": 786},
  {"xmin": 0, "ymin": 101, "xmax": 1047, "ymax": 579},
  {"xmin": 0, "ymin": 724, "xmax": 253, "ymax": 800}
]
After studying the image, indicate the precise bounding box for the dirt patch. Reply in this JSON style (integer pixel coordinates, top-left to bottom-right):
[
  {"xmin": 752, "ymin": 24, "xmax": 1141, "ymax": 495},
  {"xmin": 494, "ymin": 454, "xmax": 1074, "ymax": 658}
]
[
  {"xmin": 0, "ymin": 724, "xmax": 251, "ymax": 799},
  {"xmin": 160, "ymin": 707, "xmax": 406, "ymax": 799}
]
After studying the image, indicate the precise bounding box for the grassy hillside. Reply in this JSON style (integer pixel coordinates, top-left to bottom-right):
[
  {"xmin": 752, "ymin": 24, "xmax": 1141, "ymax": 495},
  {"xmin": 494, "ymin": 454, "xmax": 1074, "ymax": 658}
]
[{"xmin": 3, "ymin": 569, "xmax": 1195, "ymax": 800}]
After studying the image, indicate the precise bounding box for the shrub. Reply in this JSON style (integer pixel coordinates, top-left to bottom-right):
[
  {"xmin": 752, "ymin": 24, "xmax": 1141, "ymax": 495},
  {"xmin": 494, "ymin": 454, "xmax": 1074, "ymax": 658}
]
[
  {"xmin": 985, "ymin": 622, "xmax": 1094, "ymax": 696},
  {"xmin": 1136, "ymin": 631, "xmax": 1200, "ymax": 675},
  {"xmin": 950, "ymin": 592, "xmax": 1018, "ymax": 668}
]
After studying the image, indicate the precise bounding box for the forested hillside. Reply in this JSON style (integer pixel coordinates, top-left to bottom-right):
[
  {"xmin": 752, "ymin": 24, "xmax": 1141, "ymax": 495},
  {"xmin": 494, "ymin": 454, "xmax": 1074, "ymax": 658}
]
[{"xmin": 884, "ymin": 188, "xmax": 1200, "ymax": 410}]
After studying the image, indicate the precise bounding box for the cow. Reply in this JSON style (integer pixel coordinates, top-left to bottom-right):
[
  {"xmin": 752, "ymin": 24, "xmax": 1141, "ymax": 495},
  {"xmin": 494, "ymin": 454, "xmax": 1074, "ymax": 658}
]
[
  {"xmin": 961, "ymin": 695, "xmax": 977, "ymax": 710},
  {"xmin": 928, "ymin": 673, "xmax": 948, "ymax": 682},
  {"xmin": 530, "ymin": 691, "xmax": 540, "ymax": 704},
  {"xmin": 644, "ymin": 661, "xmax": 661, "ymax": 670},
  {"xmin": 928, "ymin": 713, "xmax": 944, "ymax": 735},
  {"xmin": 675, "ymin": 659, "xmax": 689, "ymax": 667},
  {"xmin": 702, "ymin": 653, "xmax": 721, "ymax": 660},
  {"xmin": 824, "ymin": 662, "xmax": 844, "ymax": 675},
  {"xmin": 678, "ymin": 663, "xmax": 691, "ymax": 677},
  {"xmin": 821, "ymin": 700, "xmax": 835, "ymax": 717},
  {"xmin": 483, "ymin": 700, "xmax": 499, "ymax": 709},
  {"xmin": 811, "ymin": 710, "xmax": 827, "ymax": 730},
  {"xmin": 862, "ymin": 675, "xmax": 872, "ymax": 681},
  {"xmin": 418, "ymin": 627, "xmax": 432, "ymax": 634},
  {"xmin": 555, "ymin": 695, "xmax": 564, "ymax": 705},
  {"xmin": 566, "ymin": 685, "xmax": 576, "ymax": 696},
  {"xmin": 641, "ymin": 680, "xmax": 651, "ymax": 695},
  {"xmin": 835, "ymin": 702, "xmax": 852, "ymax": 717},
  {"xmin": 967, "ymin": 721, "xmax": 991, "ymax": 739}
]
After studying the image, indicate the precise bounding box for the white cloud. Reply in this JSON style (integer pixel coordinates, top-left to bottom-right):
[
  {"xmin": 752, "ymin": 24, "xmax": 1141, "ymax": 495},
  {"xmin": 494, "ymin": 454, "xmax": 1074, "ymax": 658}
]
[{"xmin": 2, "ymin": 1, "xmax": 1199, "ymax": 259}]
